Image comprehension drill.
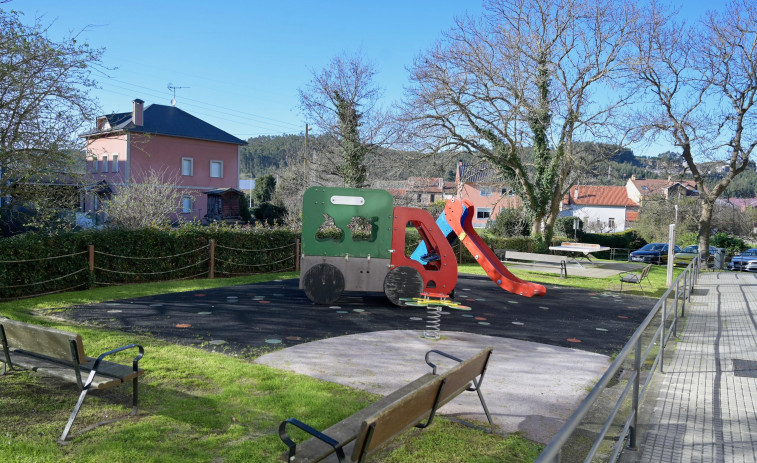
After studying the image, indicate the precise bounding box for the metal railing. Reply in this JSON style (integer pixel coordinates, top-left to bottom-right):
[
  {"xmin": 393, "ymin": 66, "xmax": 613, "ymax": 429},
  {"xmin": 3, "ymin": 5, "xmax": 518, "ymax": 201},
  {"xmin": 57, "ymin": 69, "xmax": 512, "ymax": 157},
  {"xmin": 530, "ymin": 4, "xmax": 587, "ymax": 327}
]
[{"xmin": 536, "ymin": 256, "xmax": 703, "ymax": 462}]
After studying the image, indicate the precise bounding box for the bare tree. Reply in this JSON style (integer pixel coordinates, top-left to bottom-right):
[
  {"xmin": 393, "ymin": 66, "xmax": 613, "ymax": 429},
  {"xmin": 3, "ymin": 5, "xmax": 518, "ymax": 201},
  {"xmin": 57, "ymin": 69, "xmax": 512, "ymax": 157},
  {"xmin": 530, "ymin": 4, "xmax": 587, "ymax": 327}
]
[
  {"xmin": 402, "ymin": 0, "xmax": 636, "ymax": 246},
  {"xmin": 298, "ymin": 52, "xmax": 393, "ymax": 188},
  {"xmin": 101, "ymin": 169, "xmax": 190, "ymax": 229},
  {"xmin": 629, "ymin": 0, "xmax": 757, "ymax": 258},
  {"xmin": 0, "ymin": 9, "xmax": 103, "ymax": 217}
]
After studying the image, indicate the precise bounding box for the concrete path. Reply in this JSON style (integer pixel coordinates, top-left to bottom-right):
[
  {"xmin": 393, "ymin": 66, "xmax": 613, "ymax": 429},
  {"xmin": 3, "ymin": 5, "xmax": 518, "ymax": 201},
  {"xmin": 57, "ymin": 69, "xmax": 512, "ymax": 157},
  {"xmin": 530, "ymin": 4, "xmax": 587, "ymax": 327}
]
[
  {"xmin": 256, "ymin": 329, "xmax": 610, "ymax": 444},
  {"xmin": 639, "ymin": 271, "xmax": 757, "ymax": 462}
]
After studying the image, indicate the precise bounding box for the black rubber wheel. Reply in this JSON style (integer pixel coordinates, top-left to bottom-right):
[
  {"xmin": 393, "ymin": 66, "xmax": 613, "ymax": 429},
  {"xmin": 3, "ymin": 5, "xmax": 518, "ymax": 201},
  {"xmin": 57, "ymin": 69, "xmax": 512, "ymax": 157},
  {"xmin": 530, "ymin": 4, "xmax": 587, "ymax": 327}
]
[
  {"xmin": 383, "ymin": 266, "xmax": 424, "ymax": 306},
  {"xmin": 302, "ymin": 263, "xmax": 345, "ymax": 305}
]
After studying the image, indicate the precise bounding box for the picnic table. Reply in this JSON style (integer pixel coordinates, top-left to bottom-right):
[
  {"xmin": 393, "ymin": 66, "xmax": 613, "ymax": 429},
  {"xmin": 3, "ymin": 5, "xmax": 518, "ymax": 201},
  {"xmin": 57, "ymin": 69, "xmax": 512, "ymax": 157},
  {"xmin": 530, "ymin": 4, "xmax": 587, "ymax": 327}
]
[{"xmin": 548, "ymin": 242, "xmax": 610, "ymax": 268}]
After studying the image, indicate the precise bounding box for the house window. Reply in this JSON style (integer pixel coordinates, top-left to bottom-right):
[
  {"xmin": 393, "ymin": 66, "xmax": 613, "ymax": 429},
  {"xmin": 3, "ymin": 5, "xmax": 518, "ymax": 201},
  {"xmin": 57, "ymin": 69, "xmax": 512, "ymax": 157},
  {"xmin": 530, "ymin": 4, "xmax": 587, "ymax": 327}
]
[
  {"xmin": 112, "ymin": 154, "xmax": 119, "ymax": 173},
  {"xmin": 210, "ymin": 160, "xmax": 223, "ymax": 178},
  {"xmin": 181, "ymin": 196, "xmax": 193, "ymax": 214},
  {"xmin": 101, "ymin": 155, "xmax": 108, "ymax": 172},
  {"xmin": 430, "ymin": 194, "xmax": 435, "ymax": 202},
  {"xmin": 477, "ymin": 208, "xmax": 492, "ymax": 219},
  {"xmin": 609, "ymin": 218, "xmax": 616, "ymax": 229},
  {"xmin": 182, "ymin": 157, "xmax": 194, "ymax": 176},
  {"xmin": 480, "ymin": 187, "xmax": 493, "ymax": 197},
  {"xmin": 417, "ymin": 193, "xmax": 422, "ymax": 202},
  {"xmin": 93, "ymin": 157, "xmax": 98, "ymax": 173}
]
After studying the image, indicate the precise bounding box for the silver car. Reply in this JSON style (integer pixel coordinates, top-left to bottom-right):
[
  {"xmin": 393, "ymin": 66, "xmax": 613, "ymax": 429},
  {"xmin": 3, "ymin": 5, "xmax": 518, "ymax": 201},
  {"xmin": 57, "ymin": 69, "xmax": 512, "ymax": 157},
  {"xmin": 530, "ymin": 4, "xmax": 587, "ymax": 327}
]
[{"xmin": 727, "ymin": 248, "xmax": 757, "ymax": 271}]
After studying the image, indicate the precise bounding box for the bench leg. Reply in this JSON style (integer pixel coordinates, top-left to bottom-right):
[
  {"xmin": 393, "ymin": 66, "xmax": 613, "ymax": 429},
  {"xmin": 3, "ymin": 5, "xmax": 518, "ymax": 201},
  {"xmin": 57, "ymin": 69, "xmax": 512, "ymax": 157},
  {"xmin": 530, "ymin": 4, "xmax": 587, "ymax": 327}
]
[
  {"xmin": 637, "ymin": 283, "xmax": 646, "ymax": 296},
  {"xmin": 132, "ymin": 376, "xmax": 139, "ymax": 415},
  {"xmin": 59, "ymin": 387, "xmax": 91, "ymax": 443},
  {"xmin": 473, "ymin": 379, "xmax": 495, "ymax": 433},
  {"xmin": 58, "ymin": 377, "xmax": 139, "ymax": 443}
]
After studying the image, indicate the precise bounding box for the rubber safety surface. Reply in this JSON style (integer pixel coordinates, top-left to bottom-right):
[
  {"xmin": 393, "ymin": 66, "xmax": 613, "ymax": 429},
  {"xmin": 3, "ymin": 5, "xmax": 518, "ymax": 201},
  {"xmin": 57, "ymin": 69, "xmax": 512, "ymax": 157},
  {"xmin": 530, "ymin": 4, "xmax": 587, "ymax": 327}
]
[{"xmin": 60, "ymin": 275, "xmax": 653, "ymax": 356}]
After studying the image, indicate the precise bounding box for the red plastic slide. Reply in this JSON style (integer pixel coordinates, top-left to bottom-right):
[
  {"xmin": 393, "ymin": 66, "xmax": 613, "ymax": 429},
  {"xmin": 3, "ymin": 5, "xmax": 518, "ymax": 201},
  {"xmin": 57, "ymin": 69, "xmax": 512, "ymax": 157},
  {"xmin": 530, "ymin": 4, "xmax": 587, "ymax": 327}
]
[{"xmin": 444, "ymin": 198, "xmax": 547, "ymax": 297}]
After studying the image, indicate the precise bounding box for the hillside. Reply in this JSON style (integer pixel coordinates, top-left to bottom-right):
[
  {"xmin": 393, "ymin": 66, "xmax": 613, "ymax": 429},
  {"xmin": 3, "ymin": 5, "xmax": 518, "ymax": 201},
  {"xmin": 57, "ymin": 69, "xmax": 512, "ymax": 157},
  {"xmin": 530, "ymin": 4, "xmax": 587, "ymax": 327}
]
[{"xmin": 239, "ymin": 135, "xmax": 757, "ymax": 197}]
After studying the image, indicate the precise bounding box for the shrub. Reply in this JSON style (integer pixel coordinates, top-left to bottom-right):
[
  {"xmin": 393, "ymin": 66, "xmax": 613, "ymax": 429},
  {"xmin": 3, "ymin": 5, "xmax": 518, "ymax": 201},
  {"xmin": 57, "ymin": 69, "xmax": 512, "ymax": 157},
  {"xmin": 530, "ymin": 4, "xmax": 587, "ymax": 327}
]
[
  {"xmin": 711, "ymin": 232, "xmax": 748, "ymax": 253},
  {"xmin": 0, "ymin": 225, "xmax": 299, "ymax": 299}
]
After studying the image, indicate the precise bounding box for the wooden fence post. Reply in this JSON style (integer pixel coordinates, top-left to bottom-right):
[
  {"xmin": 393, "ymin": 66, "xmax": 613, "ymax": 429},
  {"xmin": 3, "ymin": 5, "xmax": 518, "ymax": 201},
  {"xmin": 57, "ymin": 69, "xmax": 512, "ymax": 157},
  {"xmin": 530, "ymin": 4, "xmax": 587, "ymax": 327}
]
[
  {"xmin": 88, "ymin": 244, "xmax": 95, "ymax": 276},
  {"xmin": 208, "ymin": 239, "xmax": 215, "ymax": 279},
  {"xmin": 295, "ymin": 239, "xmax": 301, "ymax": 272}
]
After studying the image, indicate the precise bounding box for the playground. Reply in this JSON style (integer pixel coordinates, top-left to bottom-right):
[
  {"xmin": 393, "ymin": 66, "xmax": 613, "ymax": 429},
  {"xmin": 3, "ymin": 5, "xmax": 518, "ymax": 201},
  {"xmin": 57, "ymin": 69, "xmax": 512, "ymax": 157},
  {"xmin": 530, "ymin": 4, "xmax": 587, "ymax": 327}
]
[
  {"xmin": 57, "ymin": 273, "xmax": 650, "ymax": 444},
  {"xmin": 8, "ymin": 186, "xmax": 657, "ymax": 456}
]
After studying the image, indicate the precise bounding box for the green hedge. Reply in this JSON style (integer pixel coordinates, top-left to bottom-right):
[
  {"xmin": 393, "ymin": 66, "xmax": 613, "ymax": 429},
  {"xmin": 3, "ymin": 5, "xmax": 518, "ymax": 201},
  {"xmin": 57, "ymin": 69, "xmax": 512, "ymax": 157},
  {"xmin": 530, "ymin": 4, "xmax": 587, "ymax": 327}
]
[{"xmin": 0, "ymin": 224, "xmax": 298, "ymax": 300}]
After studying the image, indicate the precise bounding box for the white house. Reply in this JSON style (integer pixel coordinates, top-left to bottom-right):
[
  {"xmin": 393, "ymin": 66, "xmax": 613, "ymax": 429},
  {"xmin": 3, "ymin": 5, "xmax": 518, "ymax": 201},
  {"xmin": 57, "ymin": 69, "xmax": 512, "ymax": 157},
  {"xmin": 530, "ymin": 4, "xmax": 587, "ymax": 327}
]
[{"xmin": 559, "ymin": 185, "xmax": 639, "ymax": 232}]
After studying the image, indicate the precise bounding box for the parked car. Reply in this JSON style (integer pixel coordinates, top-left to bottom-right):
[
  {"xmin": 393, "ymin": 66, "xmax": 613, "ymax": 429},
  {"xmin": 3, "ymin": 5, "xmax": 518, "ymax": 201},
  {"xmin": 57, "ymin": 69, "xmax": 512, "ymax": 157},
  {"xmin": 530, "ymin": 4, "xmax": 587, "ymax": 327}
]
[
  {"xmin": 727, "ymin": 248, "xmax": 757, "ymax": 272},
  {"xmin": 673, "ymin": 245, "xmax": 718, "ymax": 267},
  {"xmin": 629, "ymin": 243, "xmax": 681, "ymax": 265}
]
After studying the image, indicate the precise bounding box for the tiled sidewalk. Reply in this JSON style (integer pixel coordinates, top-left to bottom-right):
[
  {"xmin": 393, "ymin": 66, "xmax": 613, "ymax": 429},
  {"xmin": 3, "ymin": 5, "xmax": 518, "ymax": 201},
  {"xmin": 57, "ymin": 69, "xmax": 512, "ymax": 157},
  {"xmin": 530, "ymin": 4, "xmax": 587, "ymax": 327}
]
[{"xmin": 639, "ymin": 271, "xmax": 757, "ymax": 462}]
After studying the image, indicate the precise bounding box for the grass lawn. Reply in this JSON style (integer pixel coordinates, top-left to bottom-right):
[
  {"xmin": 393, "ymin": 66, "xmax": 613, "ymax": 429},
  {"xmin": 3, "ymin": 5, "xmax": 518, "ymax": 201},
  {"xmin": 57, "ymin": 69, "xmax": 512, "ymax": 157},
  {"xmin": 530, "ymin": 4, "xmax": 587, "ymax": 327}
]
[
  {"xmin": 459, "ymin": 261, "xmax": 685, "ymax": 299},
  {"xmin": 0, "ymin": 271, "xmax": 543, "ymax": 463}
]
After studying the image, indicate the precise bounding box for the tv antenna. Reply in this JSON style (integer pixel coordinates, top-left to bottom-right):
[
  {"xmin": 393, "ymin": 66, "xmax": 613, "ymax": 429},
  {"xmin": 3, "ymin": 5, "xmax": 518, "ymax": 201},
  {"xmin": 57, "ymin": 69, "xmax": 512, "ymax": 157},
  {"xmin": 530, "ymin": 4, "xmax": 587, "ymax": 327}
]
[{"xmin": 167, "ymin": 82, "xmax": 189, "ymax": 106}]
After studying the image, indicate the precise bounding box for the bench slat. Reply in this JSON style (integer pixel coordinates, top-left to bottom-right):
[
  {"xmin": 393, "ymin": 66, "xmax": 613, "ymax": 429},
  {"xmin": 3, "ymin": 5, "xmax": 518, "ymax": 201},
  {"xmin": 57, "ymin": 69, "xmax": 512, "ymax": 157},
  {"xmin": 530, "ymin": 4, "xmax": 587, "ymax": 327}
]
[
  {"xmin": 435, "ymin": 347, "xmax": 491, "ymax": 407},
  {"xmin": 352, "ymin": 346, "xmax": 493, "ymax": 459},
  {"xmin": 504, "ymin": 251, "xmax": 566, "ymax": 264},
  {"xmin": 5, "ymin": 348, "xmax": 144, "ymax": 389},
  {"xmin": 287, "ymin": 373, "xmax": 439, "ymax": 462},
  {"xmin": 283, "ymin": 347, "xmax": 494, "ymax": 463},
  {"xmin": 354, "ymin": 375, "xmax": 445, "ymax": 456},
  {"xmin": 1, "ymin": 319, "xmax": 86, "ymax": 363}
]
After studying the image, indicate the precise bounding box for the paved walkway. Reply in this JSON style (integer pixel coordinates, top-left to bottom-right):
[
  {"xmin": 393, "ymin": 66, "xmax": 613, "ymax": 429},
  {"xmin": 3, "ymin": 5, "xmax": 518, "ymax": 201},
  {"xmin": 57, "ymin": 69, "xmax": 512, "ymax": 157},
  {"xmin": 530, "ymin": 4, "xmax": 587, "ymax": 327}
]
[
  {"xmin": 256, "ymin": 330, "xmax": 610, "ymax": 444},
  {"xmin": 639, "ymin": 271, "xmax": 757, "ymax": 462}
]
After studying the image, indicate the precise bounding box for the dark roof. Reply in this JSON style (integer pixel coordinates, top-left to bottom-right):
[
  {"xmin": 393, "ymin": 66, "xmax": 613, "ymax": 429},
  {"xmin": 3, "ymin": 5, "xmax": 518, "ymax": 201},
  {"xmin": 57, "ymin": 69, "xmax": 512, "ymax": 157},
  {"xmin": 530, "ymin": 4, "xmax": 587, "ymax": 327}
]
[
  {"xmin": 204, "ymin": 187, "xmax": 245, "ymax": 196},
  {"xmin": 81, "ymin": 104, "xmax": 247, "ymax": 145},
  {"xmin": 457, "ymin": 161, "xmax": 502, "ymax": 184}
]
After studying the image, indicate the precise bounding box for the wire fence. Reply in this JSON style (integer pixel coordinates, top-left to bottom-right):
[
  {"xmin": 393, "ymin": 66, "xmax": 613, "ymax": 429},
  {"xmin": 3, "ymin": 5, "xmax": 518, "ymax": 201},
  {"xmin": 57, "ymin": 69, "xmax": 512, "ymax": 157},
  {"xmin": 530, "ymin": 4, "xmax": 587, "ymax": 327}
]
[{"xmin": 0, "ymin": 239, "xmax": 300, "ymax": 301}]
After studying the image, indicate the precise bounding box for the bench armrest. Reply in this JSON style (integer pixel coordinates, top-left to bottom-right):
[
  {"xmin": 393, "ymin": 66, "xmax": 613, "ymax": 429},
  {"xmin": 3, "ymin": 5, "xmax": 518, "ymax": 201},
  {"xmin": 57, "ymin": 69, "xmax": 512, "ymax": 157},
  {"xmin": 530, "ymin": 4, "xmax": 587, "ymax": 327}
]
[
  {"xmin": 279, "ymin": 418, "xmax": 346, "ymax": 462},
  {"xmin": 84, "ymin": 344, "xmax": 144, "ymax": 389},
  {"xmin": 424, "ymin": 349, "xmax": 463, "ymax": 375}
]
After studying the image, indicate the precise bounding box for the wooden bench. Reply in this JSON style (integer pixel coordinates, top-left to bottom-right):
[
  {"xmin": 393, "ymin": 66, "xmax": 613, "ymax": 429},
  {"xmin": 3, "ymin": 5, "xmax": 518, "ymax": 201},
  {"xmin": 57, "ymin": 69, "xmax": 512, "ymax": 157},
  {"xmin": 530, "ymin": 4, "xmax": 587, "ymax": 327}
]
[
  {"xmin": 0, "ymin": 318, "xmax": 145, "ymax": 443},
  {"xmin": 494, "ymin": 249, "xmax": 568, "ymax": 277},
  {"xmin": 619, "ymin": 264, "xmax": 653, "ymax": 295},
  {"xmin": 278, "ymin": 347, "xmax": 494, "ymax": 462}
]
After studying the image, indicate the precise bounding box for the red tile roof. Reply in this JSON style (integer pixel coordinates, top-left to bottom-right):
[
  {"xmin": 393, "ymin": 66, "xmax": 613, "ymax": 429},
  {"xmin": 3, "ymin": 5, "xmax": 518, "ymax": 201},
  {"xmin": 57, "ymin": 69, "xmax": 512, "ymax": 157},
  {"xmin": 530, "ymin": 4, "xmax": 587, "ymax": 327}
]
[{"xmin": 565, "ymin": 186, "xmax": 638, "ymax": 207}]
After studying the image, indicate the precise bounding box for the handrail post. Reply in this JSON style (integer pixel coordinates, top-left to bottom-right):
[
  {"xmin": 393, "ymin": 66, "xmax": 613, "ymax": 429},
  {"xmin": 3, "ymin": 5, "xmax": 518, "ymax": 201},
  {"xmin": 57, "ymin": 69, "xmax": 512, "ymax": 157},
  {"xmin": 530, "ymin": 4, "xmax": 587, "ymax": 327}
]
[
  {"xmin": 660, "ymin": 297, "xmax": 667, "ymax": 374},
  {"xmin": 629, "ymin": 336, "xmax": 642, "ymax": 450},
  {"xmin": 682, "ymin": 265, "xmax": 689, "ymax": 318},
  {"xmin": 674, "ymin": 279, "xmax": 679, "ymax": 337},
  {"xmin": 208, "ymin": 239, "xmax": 215, "ymax": 279}
]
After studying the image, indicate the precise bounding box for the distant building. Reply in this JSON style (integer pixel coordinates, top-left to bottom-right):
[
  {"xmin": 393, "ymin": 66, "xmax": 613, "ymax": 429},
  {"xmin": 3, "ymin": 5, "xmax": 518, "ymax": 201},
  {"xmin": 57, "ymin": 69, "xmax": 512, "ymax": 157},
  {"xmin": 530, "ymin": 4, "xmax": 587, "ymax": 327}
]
[
  {"xmin": 81, "ymin": 99, "xmax": 247, "ymax": 223},
  {"xmin": 455, "ymin": 161, "xmax": 519, "ymax": 228},
  {"xmin": 560, "ymin": 185, "xmax": 639, "ymax": 232},
  {"xmin": 626, "ymin": 175, "xmax": 698, "ymax": 206}
]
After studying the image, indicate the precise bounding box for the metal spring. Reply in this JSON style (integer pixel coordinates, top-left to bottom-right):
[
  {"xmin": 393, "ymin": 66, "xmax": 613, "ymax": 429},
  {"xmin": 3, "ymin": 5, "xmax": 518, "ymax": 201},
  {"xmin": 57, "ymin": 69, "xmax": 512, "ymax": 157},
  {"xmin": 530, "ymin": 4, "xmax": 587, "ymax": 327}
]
[{"xmin": 424, "ymin": 305, "xmax": 442, "ymax": 340}]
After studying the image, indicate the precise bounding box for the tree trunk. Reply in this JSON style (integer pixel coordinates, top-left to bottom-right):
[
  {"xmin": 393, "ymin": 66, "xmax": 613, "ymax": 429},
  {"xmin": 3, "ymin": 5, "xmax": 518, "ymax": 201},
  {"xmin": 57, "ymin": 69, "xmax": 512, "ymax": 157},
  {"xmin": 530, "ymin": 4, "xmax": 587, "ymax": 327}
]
[{"xmin": 698, "ymin": 200, "xmax": 714, "ymax": 262}]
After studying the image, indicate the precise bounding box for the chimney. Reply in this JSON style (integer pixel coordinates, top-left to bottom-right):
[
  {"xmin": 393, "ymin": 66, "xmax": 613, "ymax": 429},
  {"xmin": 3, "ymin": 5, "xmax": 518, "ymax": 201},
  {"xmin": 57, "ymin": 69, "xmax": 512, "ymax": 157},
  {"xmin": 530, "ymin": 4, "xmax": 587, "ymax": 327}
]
[
  {"xmin": 631, "ymin": 174, "xmax": 636, "ymax": 181},
  {"xmin": 668, "ymin": 174, "xmax": 672, "ymax": 182},
  {"xmin": 132, "ymin": 99, "xmax": 144, "ymax": 127},
  {"xmin": 574, "ymin": 186, "xmax": 579, "ymax": 200}
]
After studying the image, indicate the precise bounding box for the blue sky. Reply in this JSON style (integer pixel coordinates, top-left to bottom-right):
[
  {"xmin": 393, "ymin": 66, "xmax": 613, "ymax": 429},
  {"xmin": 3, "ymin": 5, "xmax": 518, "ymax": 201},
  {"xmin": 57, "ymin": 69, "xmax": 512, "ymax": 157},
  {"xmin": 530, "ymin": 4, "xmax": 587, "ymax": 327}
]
[
  {"xmin": 16, "ymin": 0, "xmax": 713, "ymax": 155},
  {"xmin": 17, "ymin": 0, "xmax": 482, "ymax": 140}
]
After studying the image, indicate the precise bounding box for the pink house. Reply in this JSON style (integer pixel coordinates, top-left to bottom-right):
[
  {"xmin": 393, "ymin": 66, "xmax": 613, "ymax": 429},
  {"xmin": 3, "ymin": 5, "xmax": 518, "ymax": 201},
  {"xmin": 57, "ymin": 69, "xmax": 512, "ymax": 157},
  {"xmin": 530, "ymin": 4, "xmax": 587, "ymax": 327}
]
[
  {"xmin": 455, "ymin": 161, "xmax": 519, "ymax": 228},
  {"xmin": 80, "ymin": 99, "xmax": 246, "ymax": 223}
]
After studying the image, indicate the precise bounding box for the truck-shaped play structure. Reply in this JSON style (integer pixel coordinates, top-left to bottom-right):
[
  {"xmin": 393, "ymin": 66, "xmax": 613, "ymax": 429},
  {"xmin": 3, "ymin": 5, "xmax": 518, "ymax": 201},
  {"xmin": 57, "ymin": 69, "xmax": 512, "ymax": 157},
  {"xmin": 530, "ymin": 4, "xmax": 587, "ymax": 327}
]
[{"xmin": 299, "ymin": 186, "xmax": 546, "ymax": 305}]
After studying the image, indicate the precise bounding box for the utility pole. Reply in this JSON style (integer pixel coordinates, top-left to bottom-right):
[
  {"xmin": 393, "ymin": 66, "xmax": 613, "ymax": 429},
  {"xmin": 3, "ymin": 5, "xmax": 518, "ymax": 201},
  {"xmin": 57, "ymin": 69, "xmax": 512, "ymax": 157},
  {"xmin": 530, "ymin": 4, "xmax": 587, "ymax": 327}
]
[{"xmin": 303, "ymin": 123, "xmax": 309, "ymax": 185}]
